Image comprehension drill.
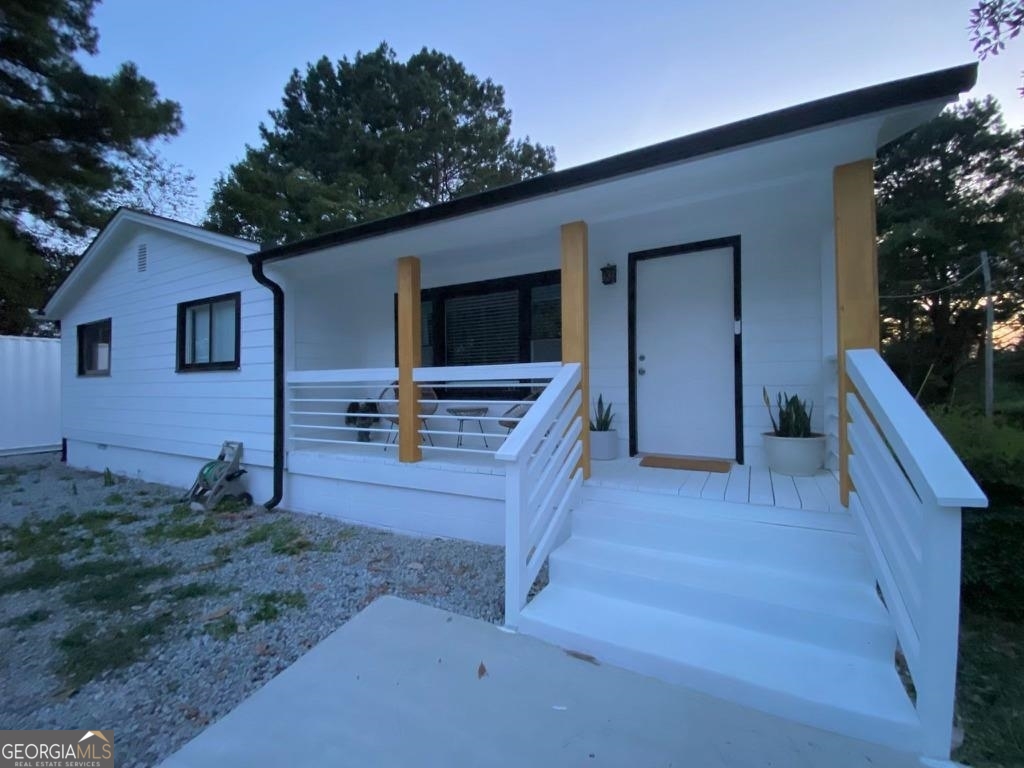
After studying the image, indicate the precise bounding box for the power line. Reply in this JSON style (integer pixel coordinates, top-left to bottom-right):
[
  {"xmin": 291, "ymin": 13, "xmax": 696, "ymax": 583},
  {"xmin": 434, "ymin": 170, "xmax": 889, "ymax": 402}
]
[{"xmin": 880, "ymin": 262, "xmax": 985, "ymax": 300}]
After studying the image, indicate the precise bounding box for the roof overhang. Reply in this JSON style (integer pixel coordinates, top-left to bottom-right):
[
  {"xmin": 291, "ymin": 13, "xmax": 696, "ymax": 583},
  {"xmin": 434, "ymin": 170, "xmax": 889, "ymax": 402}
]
[
  {"xmin": 43, "ymin": 209, "xmax": 259, "ymax": 319},
  {"xmin": 254, "ymin": 63, "xmax": 977, "ymax": 269}
]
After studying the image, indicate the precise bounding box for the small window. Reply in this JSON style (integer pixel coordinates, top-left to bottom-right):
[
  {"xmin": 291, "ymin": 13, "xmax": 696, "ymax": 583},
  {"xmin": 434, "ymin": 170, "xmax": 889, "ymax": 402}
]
[
  {"xmin": 77, "ymin": 319, "xmax": 112, "ymax": 376},
  {"xmin": 177, "ymin": 292, "xmax": 240, "ymax": 371}
]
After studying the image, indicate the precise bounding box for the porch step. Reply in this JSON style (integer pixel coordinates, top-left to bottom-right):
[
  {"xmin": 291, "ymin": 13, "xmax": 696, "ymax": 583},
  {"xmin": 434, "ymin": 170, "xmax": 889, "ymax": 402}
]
[
  {"xmin": 518, "ymin": 585, "xmax": 920, "ymax": 751},
  {"xmin": 517, "ymin": 494, "xmax": 921, "ymax": 751},
  {"xmin": 549, "ymin": 536, "xmax": 895, "ymax": 657},
  {"xmin": 574, "ymin": 500, "xmax": 873, "ymax": 583}
]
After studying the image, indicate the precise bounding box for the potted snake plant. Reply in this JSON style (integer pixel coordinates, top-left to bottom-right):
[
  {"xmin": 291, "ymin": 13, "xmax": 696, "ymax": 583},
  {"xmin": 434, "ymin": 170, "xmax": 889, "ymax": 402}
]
[
  {"xmin": 589, "ymin": 394, "xmax": 618, "ymax": 461},
  {"xmin": 762, "ymin": 387, "xmax": 826, "ymax": 476}
]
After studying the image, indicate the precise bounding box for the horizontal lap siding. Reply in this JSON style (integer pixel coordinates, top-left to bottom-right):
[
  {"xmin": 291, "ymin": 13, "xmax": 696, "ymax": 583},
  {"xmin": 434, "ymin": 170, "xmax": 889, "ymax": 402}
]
[
  {"xmin": 589, "ymin": 175, "xmax": 831, "ymax": 466},
  {"xmin": 60, "ymin": 230, "xmax": 273, "ymax": 471}
]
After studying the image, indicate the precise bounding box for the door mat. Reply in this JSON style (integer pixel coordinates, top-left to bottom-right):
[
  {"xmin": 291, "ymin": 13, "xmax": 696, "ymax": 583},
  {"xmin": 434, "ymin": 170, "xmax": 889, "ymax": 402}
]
[{"xmin": 639, "ymin": 455, "xmax": 732, "ymax": 473}]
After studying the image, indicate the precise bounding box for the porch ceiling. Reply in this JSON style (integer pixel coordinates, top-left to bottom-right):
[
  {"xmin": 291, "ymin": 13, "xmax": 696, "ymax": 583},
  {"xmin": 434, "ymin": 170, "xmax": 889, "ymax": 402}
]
[{"xmin": 265, "ymin": 98, "xmax": 947, "ymax": 280}]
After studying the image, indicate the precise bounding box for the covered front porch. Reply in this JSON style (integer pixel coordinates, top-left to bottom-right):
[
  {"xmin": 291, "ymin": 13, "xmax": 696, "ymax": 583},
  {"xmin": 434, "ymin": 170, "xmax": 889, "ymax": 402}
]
[{"xmin": 243, "ymin": 66, "xmax": 988, "ymax": 762}]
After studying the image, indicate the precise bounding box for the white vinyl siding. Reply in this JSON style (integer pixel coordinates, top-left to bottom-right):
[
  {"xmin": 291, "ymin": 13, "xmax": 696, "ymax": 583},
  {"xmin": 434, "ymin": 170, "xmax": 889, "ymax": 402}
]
[{"xmin": 58, "ymin": 231, "xmax": 272, "ymax": 469}]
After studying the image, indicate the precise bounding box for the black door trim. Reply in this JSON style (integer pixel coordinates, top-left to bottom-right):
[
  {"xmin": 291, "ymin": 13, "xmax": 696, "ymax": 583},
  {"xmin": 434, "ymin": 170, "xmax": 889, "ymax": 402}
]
[{"xmin": 627, "ymin": 235, "xmax": 744, "ymax": 463}]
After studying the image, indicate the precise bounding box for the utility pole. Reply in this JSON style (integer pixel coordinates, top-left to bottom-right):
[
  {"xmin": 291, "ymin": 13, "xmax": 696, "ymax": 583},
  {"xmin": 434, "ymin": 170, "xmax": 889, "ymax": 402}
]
[{"xmin": 980, "ymin": 251, "xmax": 994, "ymax": 420}]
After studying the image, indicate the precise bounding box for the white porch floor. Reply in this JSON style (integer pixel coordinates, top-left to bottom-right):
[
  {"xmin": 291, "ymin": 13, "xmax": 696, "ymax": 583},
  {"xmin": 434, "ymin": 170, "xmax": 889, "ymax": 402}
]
[
  {"xmin": 588, "ymin": 457, "xmax": 844, "ymax": 513},
  {"xmin": 290, "ymin": 446, "xmax": 843, "ymax": 513},
  {"xmin": 160, "ymin": 597, "xmax": 919, "ymax": 768}
]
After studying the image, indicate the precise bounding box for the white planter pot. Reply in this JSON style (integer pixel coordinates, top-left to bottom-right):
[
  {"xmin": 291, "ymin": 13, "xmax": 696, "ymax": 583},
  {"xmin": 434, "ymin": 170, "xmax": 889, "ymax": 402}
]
[
  {"xmin": 590, "ymin": 430, "xmax": 619, "ymax": 461},
  {"xmin": 763, "ymin": 433, "xmax": 826, "ymax": 476}
]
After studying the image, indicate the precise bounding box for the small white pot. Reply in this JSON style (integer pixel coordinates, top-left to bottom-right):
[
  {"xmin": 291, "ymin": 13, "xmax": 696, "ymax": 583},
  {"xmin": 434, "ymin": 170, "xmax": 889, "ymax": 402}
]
[
  {"xmin": 763, "ymin": 433, "xmax": 826, "ymax": 476},
  {"xmin": 590, "ymin": 430, "xmax": 619, "ymax": 461}
]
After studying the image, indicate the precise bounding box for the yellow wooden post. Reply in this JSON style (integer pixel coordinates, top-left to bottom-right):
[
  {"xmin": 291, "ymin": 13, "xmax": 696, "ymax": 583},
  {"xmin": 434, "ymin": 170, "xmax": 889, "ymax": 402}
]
[
  {"xmin": 561, "ymin": 221, "xmax": 591, "ymax": 479},
  {"xmin": 397, "ymin": 256, "xmax": 422, "ymax": 463},
  {"xmin": 834, "ymin": 159, "xmax": 880, "ymax": 506}
]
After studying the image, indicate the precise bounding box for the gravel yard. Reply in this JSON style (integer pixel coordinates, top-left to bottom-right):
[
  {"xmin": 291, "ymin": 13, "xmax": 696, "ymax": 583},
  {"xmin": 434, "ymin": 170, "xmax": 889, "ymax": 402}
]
[{"xmin": 0, "ymin": 453, "xmax": 505, "ymax": 767}]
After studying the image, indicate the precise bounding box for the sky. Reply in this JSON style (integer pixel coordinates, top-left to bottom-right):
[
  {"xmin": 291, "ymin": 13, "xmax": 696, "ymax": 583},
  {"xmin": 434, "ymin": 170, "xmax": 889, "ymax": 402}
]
[{"xmin": 86, "ymin": 0, "xmax": 1024, "ymax": 216}]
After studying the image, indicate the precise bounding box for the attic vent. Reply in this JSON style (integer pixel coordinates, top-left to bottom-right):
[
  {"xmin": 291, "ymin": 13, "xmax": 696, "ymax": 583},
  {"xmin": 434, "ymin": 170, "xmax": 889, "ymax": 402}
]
[{"xmin": 137, "ymin": 243, "xmax": 148, "ymax": 272}]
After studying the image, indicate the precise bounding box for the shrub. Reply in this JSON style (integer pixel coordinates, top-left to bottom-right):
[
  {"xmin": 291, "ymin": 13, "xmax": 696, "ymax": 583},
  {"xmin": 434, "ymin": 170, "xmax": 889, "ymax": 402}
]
[{"xmin": 928, "ymin": 407, "xmax": 1024, "ymax": 503}]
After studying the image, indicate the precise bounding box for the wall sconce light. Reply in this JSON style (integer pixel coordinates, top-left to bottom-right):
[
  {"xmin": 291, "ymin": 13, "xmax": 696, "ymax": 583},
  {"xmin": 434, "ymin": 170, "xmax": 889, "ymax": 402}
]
[{"xmin": 601, "ymin": 263, "xmax": 617, "ymax": 285}]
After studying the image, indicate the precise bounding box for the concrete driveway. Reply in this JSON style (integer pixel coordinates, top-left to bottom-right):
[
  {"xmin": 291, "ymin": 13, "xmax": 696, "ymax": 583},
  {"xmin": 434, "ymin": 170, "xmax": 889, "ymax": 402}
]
[{"xmin": 160, "ymin": 596, "xmax": 920, "ymax": 768}]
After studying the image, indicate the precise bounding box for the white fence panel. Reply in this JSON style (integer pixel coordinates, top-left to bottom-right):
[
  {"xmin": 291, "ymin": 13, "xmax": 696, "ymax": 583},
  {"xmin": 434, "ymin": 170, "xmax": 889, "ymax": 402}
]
[{"xmin": 0, "ymin": 335, "xmax": 61, "ymax": 456}]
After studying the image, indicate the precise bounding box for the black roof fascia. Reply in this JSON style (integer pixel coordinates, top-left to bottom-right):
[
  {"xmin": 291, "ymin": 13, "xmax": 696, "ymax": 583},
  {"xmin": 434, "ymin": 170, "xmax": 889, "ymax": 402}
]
[{"xmin": 251, "ymin": 63, "xmax": 977, "ymax": 266}]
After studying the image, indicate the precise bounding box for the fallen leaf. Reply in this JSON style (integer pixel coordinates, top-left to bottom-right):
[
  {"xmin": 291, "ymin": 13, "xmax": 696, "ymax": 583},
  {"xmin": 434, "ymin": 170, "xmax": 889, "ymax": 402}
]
[
  {"xmin": 254, "ymin": 642, "xmax": 273, "ymax": 657},
  {"xmin": 53, "ymin": 685, "xmax": 78, "ymax": 702},
  {"xmin": 565, "ymin": 649, "xmax": 599, "ymax": 665},
  {"xmin": 201, "ymin": 607, "xmax": 232, "ymax": 623},
  {"xmin": 477, "ymin": 662, "xmax": 488, "ymax": 679},
  {"xmin": 407, "ymin": 561, "xmax": 424, "ymax": 571}
]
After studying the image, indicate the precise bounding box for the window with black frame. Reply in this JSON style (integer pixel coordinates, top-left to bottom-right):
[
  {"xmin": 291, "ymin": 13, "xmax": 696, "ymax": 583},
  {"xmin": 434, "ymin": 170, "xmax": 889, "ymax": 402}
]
[
  {"xmin": 77, "ymin": 318, "xmax": 112, "ymax": 376},
  {"xmin": 399, "ymin": 270, "xmax": 561, "ymax": 397},
  {"xmin": 176, "ymin": 292, "xmax": 241, "ymax": 371}
]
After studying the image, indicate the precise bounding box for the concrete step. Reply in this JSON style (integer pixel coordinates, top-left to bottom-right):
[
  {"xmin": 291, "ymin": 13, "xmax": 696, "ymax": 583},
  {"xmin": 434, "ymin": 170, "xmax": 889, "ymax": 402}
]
[
  {"xmin": 550, "ymin": 536, "xmax": 895, "ymax": 658},
  {"xmin": 573, "ymin": 500, "xmax": 873, "ymax": 583},
  {"xmin": 518, "ymin": 585, "xmax": 920, "ymax": 752}
]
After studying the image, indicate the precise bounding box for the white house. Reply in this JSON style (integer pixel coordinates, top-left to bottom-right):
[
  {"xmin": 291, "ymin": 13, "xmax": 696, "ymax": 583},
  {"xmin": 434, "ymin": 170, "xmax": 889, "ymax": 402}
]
[{"xmin": 44, "ymin": 64, "xmax": 988, "ymax": 763}]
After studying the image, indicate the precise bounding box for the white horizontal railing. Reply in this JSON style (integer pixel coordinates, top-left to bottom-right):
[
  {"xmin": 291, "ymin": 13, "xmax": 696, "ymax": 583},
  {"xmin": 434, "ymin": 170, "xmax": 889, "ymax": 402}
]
[
  {"xmin": 287, "ymin": 368, "xmax": 400, "ymax": 449},
  {"xmin": 286, "ymin": 363, "xmax": 561, "ymax": 456},
  {"xmin": 495, "ymin": 363, "xmax": 583, "ymax": 627},
  {"xmin": 845, "ymin": 348, "xmax": 987, "ymax": 760}
]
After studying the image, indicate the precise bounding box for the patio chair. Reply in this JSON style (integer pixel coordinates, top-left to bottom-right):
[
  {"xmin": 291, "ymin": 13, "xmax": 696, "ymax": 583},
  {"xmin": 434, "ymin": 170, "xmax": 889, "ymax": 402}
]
[
  {"xmin": 377, "ymin": 382, "xmax": 438, "ymax": 447},
  {"xmin": 498, "ymin": 391, "xmax": 541, "ymax": 434}
]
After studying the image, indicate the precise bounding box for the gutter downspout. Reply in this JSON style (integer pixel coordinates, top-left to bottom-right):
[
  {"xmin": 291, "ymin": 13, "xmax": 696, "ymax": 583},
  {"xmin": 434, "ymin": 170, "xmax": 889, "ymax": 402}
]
[{"xmin": 249, "ymin": 255, "xmax": 284, "ymax": 510}]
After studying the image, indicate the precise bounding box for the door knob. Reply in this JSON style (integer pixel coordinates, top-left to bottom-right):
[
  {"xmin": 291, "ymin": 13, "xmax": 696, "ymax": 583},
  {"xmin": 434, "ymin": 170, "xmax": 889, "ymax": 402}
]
[
  {"xmin": 638, "ymin": 354, "xmax": 646, "ymax": 362},
  {"xmin": 638, "ymin": 367, "xmax": 646, "ymax": 376}
]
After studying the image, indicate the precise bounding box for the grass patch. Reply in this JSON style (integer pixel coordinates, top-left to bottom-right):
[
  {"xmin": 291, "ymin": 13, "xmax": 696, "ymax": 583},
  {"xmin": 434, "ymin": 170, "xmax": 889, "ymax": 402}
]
[
  {"xmin": 0, "ymin": 464, "xmax": 44, "ymax": 486},
  {"xmin": 102, "ymin": 468, "xmax": 116, "ymax": 487},
  {"xmin": 953, "ymin": 507, "xmax": 1024, "ymax": 767},
  {"xmin": 144, "ymin": 506, "xmax": 222, "ymax": 543},
  {"xmin": 55, "ymin": 613, "xmax": 174, "ymax": 687},
  {"xmin": 210, "ymin": 544, "xmax": 232, "ymax": 565},
  {"xmin": 0, "ymin": 514, "xmax": 77, "ymax": 561},
  {"xmin": 168, "ymin": 581, "xmax": 226, "ymax": 601},
  {"xmin": 248, "ymin": 590, "xmax": 307, "ymax": 624},
  {"xmin": 214, "ymin": 496, "xmax": 251, "ymax": 513},
  {"xmin": 63, "ymin": 561, "xmax": 174, "ymax": 611},
  {"xmin": 4, "ymin": 607, "xmax": 52, "ymax": 629},
  {"xmin": 0, "ymin": 557, "xmax": 66, "ymax": 594},
  {"xmin": 242, "ymin": 520, "xmax": 311, "ymax": 556},
  {"xmin": 1, "ymin": 509, "xmax": 142, "ymax": 562},
  {"xmin": 204, "ymin": 614, "xmax": 238, "ymax": 640},
  {"xmin": 0, "ymin": 557, "xmax": 173, "ymax": 601},
  {"xmin": 104, "ymin": 492, "xmax": 126, "ymax": 506}
]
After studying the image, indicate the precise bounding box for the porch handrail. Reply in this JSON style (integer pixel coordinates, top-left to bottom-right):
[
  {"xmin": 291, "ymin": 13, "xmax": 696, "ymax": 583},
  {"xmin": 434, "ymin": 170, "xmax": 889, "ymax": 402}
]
[
  {"xmin": 496, "ymin": 363, "xmax": 583, "ymax": 627},
  {"xmin": 414, "ymin": 361, "xmax": 562, "ymax": 382},
  {"xmin": 288, "ymin": 367, "xmax": 398, "ymax": 385},
  {"xmin": 845, "ymin": 348, "xmax": 986, "ymax": 760}
]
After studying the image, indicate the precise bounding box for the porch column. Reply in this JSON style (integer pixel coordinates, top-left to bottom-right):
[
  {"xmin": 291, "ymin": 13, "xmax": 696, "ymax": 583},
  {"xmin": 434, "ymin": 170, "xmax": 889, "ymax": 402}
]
[
  {"xmin": 397, "ymin": 255, "xmax": 422, "ymax": 463},
  {"xmin": 834, "ymin": 159, "xmax": 880, "ymax": 506},
  {"xmin": 561, "ymin": 221, "xmax": 591, "ymax": 479}
]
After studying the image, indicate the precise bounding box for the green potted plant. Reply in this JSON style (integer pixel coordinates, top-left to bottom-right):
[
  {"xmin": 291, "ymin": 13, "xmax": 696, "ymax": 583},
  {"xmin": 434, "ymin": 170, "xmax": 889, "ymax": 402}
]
[
  {"xmin": 590, "ymin": 394, "xmax": 618, "ymax": 461},
  {"xmin": 762, "ymin": 387, "xmax": 826, "ymax": 475}
]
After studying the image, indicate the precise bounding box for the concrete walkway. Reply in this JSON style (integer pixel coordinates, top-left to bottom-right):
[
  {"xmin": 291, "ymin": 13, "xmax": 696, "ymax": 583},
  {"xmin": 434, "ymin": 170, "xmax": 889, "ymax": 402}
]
[{"xmin": 161, "ymin": 596, "xmax": 920, "ymax": 768}]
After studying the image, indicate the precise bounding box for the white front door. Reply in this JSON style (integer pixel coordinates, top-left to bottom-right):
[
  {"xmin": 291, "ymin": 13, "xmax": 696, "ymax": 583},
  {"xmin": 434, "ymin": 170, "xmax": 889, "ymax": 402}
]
[{"xmin": 634, "ymin": 245, "xmax": 737, "ymax": 459}]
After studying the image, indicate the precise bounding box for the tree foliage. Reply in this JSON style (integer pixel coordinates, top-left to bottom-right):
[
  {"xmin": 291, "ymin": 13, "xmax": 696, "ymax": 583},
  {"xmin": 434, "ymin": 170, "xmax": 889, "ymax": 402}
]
[
  {"xmin": 0, "ymin": 0, "xmax": 182, "ymax": 334},
  {"xmin": 970, "ymin": 0, "xmax": 1024, "ymax": 93},
  {"xmin": 206, "ymin": 44, "xmax": 555, "ymax": 244},
  {"xmin": 876, "ymin": 98, "xmax": 1024, "ymax": 402}
]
